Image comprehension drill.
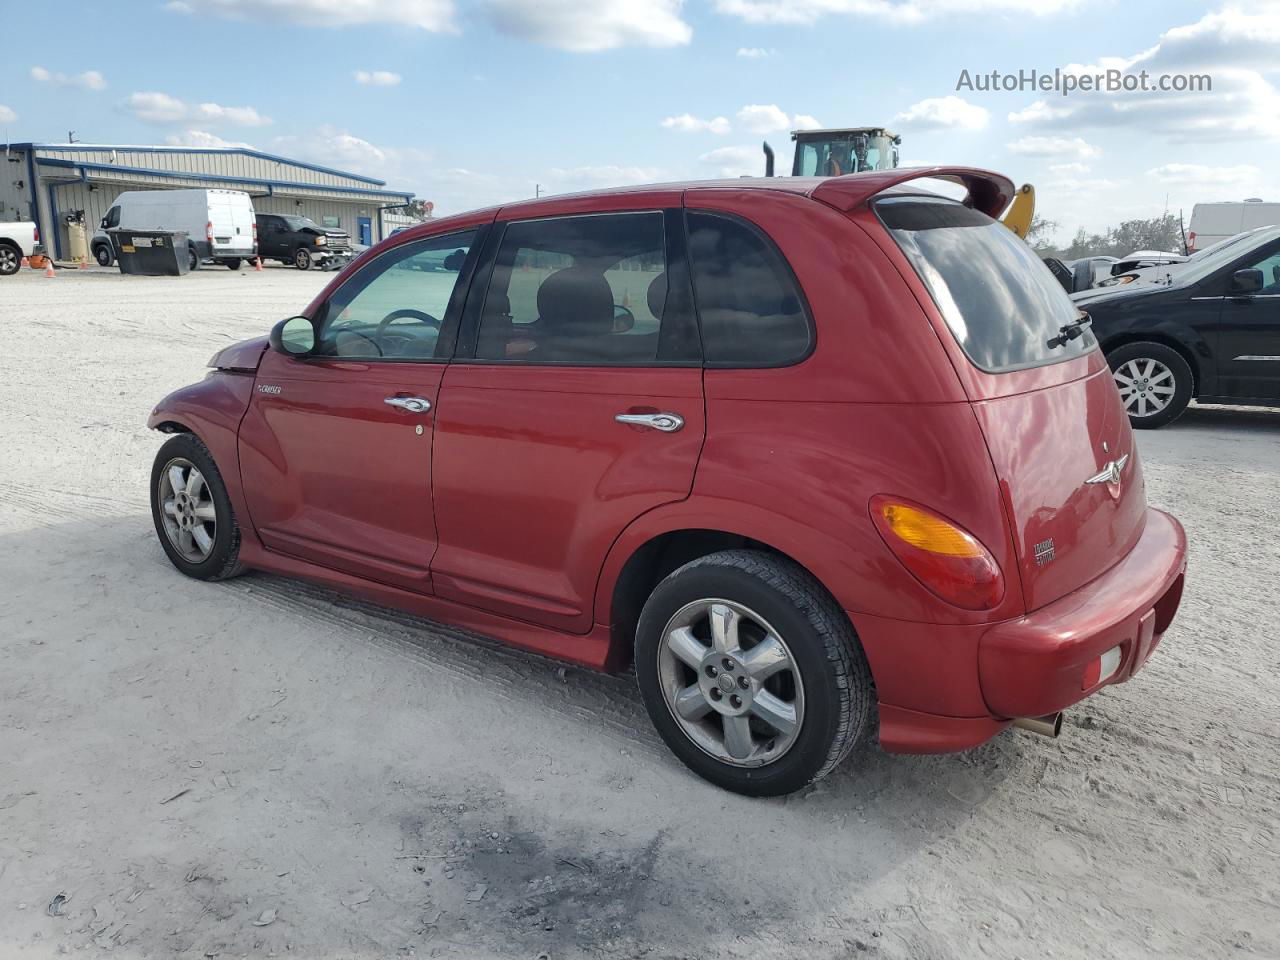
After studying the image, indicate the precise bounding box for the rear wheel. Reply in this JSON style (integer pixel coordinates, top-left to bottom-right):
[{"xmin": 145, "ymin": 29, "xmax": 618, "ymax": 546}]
[
  {"xmin": 150, "ymin": 434, "xmax": 243, "ymax": 581},
  {"xmin": 1107, "ymin": 341, "xmax": 1192, "ymax": 429},
  {"xmin": 294, "ymin": 247, "xmax": 312, "ymax": 270},
  {"xmin": 188, "ymin": 246, "xmax": 200, "ymax": 271},
  {"xmin": 223, "ymin": 258, "xmax": 242, "ymax": 271},
  {"xmin": 635, "ymin": 550, "xmax": 872, "ymax": 797},
  {"xmin": 94, "ymin": 244, "xmax": 113, "ymax": 267}
]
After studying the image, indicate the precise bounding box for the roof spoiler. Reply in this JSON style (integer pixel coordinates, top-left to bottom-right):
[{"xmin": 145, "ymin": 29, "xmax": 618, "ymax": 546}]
[{"xmin": 809, "ymin": 166, "xmax": 1016, "ymax": 220}]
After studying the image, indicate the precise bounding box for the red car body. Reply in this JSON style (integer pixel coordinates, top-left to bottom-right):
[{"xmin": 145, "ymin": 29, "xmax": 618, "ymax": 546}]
[{"xmin": 150, "ymin": 167, "xmax": 1187, "ymax": 756}]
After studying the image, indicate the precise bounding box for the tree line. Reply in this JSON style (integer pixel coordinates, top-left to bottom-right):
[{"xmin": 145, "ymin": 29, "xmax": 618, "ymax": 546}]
[{"xmin": 1027, "ymin": 213, "xmax": 1185, "ymax": 261}]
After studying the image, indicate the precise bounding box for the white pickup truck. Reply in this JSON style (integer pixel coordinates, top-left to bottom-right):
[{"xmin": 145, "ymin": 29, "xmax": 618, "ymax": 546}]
[{"xmin": 0, "ymin": 221, "xmax": 43, "ymax": 276}]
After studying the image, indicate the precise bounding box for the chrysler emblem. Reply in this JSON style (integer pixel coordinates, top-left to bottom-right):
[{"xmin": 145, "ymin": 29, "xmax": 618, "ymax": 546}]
[{"xmin": 1086, "ymin": 453, "xmax": 1130, "ymax": 486}]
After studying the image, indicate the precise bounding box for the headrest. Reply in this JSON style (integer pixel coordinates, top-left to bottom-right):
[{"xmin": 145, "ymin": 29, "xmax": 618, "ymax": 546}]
[
  {"xmin": 536, "ymin": 267, "xmax": 615, "ymax": 337},
  {"xmin": 646, "ymin": 272, "xmax": 668, "ymax": 320}
]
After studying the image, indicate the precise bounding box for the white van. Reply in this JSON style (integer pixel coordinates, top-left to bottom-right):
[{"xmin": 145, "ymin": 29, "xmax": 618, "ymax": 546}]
[
  {"xmin": 91, "ymin": 189, "xmax": 257, "ymax": 270},
  {"xmin": 1187, "ymin": 199, "xmax": 1280, "ymax": 253}
]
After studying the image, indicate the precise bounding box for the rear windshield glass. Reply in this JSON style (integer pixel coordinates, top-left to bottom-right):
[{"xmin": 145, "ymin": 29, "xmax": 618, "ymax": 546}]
[{"xmin": 877, "ymin": 195, "xmax": 1094, "ymax": 372}]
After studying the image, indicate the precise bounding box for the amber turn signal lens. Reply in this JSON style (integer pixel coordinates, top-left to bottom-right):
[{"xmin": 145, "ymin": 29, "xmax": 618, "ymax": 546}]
[{"xmin": 870, "ymin": 496, "xmax": 1005, "ymax": 611}]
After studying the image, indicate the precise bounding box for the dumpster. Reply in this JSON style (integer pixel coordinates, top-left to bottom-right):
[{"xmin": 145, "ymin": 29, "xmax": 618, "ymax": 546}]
[{"xmin": 109, "ymin": 229, "xmax": 190, "ymax": 276}]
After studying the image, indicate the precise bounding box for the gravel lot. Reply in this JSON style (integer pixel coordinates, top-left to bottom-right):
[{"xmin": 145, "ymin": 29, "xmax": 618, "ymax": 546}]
[{"xmin": 1, "ymin": 265, "xmax": 1278, "ymax": 960}]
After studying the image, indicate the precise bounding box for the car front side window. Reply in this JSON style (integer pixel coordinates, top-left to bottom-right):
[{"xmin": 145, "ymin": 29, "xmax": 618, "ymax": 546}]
[{"xmin": 313, "ymin": 229, "xmax": 478, "ymax": 361}]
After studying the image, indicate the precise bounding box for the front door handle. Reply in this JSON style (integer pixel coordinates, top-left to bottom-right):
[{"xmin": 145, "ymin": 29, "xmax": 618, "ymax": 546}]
[
  {"xmin": 615, "ymin": 412, "xmax": 684, "ymax": 433},
  {"xmin": 385, "ymin": 396, "xmax": 432, "ymax": 414}
]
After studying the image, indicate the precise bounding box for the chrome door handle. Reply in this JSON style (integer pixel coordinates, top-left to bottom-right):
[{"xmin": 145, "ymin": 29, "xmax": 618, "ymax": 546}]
[
  {"xmin": 384, "ymin": 396, "xmax": 432, "ymax": 414},
  {"xmin": 615, "ymin": 412, "xmax": 684, "ymax": 433}
]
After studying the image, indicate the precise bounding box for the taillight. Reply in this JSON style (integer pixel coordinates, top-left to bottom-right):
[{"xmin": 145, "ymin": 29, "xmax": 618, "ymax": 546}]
[
  {"xmin": 870, "ymin": 495, "xmax": 1005, "ymax": 610},
  {"xmin": 33, "ymin": 226, "xmax": 40, "ymax": 244},
  {"xmin": 1187, "ymin": 231, "xmax": 1196, "ymax": 252},
  {"xmin": 206, "ymin": 220, "xmax": 214, "ymax": 244}
]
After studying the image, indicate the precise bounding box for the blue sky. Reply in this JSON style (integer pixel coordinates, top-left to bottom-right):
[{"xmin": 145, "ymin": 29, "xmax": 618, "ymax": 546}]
[{"xmin": 2, "ymin": 0, "xmax": 1277, "ymax": 243}]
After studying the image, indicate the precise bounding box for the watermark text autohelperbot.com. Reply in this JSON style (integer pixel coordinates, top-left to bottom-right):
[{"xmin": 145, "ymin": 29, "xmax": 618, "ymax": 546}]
[{"xmin": 957, "ymin": 68, "xmax": 1212, "ymax": 96}]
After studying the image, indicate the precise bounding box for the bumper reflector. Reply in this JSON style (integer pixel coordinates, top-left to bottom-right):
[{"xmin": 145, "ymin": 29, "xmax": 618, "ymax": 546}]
[{"xmin": 1082, "ymin": 645, "xmax": 1123, "ymax": 690}]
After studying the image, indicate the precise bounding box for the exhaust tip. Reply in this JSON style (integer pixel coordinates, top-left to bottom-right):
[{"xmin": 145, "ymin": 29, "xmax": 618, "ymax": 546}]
[{"xmin": 1012, "ymin": 712, "xmax": 1063, "ymax": 739}]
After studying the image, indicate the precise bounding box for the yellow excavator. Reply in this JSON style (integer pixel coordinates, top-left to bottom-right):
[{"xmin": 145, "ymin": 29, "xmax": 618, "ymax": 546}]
[{"xmin": 762, "ymin": 127, "xmax": 1036, "ymax": 238}]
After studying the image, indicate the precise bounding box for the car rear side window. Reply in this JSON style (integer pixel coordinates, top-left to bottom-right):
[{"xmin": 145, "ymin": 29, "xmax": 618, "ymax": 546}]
[
  {"xmin": 685, "ymin": 211, "xmax": 811, "ymax": 366},
  {"xmin": 474, "ymin": 211, "xmax": 699, "ymax": 365},
  {"xmin": 877, "ymin": 195, "xmax": 1093, "ymax": 372}
]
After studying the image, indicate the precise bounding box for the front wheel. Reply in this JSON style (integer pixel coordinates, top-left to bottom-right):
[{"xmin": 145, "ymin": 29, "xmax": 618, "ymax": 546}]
[
  {"xmin": 635, "ymin": 550, "xmax": 872, "ymax": 797},
  {"xmin": 150, "ymin": 433, "xmax": 243, "ymax": 581},
  {"xmin": 294, "ymin": 247, "xmax": 312, "ymax": 270},
  {"xmin": 1107, "ymin": 341, "xmax": 1193, "ymax": 429},
  {"xmin": 94, "ymin": 244, "xmax": 114, "ymax": 267}
]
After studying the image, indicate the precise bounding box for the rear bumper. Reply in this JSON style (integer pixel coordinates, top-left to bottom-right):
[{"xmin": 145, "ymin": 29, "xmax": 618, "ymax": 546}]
[{"xmin": 874, "ymin": 507, "xmax": 1187, "ymax": 753}]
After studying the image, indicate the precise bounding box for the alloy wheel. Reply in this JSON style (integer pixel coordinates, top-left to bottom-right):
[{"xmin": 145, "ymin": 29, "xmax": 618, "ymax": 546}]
[
  {"xmin": 157, "ymin": 457, "xmax": 217, "ymax": 562},
  {"xmin": 1114, "ymin": 358, "xmax": 1175, "ymax": 418},
  {"xmin": 656, "ymin": 598, "xmax": 805, "ymax": 767},
  {"xmin": 0, "ymin": 247, "xmax": 18, "ymax": 274}
]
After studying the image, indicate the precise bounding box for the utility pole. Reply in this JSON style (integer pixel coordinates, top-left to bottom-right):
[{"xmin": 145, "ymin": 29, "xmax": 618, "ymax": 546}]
[
  {"xmin": 535, "ymin": 183, "xmax": 541, "ymax": 198},
  {"xmin": 68, "ymin": 130, "xmax": 79, "ymax": 144}
]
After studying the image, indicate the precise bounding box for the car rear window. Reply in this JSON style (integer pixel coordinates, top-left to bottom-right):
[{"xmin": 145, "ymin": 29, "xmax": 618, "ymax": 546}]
[{"xmin": 877, "ymin": 195, "xmax": 1094, "ymax": 372}]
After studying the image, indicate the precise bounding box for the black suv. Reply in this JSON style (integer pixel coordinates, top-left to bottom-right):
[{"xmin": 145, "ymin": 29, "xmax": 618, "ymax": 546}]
[
  {"xmin": 1073, "ymin": 226, "xmax": 1280, "ymax": 428},
  {"xmin": 255, "ymin": 214, "xmax": 353, "ymax": 271}
]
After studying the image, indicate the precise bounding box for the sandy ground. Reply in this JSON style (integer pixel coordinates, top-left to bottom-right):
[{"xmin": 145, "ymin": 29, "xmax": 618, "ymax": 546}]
[{"xmin": 0, "ymin": 264, "xmax": 1277, "ymax": 960}]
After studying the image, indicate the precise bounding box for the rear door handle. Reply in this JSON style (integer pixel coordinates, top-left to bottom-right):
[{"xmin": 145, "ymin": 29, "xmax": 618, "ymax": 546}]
[
  {"xmin": 615, "ymin": 412, "xmax": 684, "ymax": 433},
  {"xmin": 385, "ymin": 396, "xmax": 432, "ymax": 414}
]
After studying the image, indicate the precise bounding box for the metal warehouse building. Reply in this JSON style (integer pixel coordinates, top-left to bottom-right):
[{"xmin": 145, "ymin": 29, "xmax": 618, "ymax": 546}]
[{"xmin": 1, "ymin": 142, "xmax": 415, "ymax": 260}]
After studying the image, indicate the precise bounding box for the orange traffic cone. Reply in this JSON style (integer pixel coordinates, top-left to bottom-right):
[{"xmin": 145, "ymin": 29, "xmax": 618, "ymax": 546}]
[
  {"xmin": 78, "ymin": 257, "xmax": 89, "ymax": 269},
  {"xmin": 19, "ymin": 256, "xmax": 29, "ymax": 269},
  {"xmin": 255, "ymin": 256, "xmax": 264, "ymax": 272},
  {"xmin": 44, "ymin": 260, "xmax": 56, "ymax": 278}
]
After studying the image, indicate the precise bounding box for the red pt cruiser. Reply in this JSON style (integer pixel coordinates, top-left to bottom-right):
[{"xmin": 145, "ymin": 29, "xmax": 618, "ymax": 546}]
[{"xmin": 148, "ymin": 167, "xmax": 1188, "ymax": 796}]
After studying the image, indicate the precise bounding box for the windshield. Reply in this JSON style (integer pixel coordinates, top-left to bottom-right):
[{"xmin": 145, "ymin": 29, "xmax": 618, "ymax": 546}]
[
  {"xmin": 1173, "ymin": 226, "xmax": 1280, "ymax": 285},
  {"xmin": 797, "ymin": 135, "xmax": 895, "ymax": 176},
  {"xmin": 284, "ymin": 216, "xmax": 321, "ymax": 231},
  {"xmin": 878, "ymin": 195, "xmax": 1095, "ymax": 372}
]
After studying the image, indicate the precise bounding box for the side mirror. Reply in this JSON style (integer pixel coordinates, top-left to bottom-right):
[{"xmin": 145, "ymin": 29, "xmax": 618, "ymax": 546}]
[
  {"xmin": 269, "ymin": 316, "xmax": 316, "ymax": 356},
  {"xmin": 100, "ymin": 218, "xmax": 108, "ymax": 229},
  {"xmin": 1229, "ymin": 268, "xmax": 1264, "ymax": 296}
]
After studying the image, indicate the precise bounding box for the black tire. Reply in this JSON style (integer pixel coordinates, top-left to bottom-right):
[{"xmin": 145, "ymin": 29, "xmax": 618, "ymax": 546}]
[
  {"xmin": 0, "ymin": 242, "xmax": 20, "ymax": 276},
  {"xmin": 94, "ymin": 244, "xmax": 113, "ymax": 267},
  {"xmin": 635, "ymin": 550, "xmax": 872, "ymax": 797},
  {"xmin": 294, "ymin": 247, "xmax": 312, "ymax": 270},
  {"xmin": 150, "ymin": 433, "xmax": 243, "ymax": 581},
  {"xmin": 223, "ymin": 258, "xmax": 242, "ymax": 271},
  {"xmin": 1106, "ymin": 341, "xmax": 1193, "ymax": 429},
  {"xmin": 188, "ymin": 246, "xmax": 200, "ymax": 271}
]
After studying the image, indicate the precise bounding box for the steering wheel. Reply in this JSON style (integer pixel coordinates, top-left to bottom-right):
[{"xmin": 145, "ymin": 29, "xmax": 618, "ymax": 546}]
[{"xmin": 375, "ymin": 309, "xmax": 442, "ymax": 356}]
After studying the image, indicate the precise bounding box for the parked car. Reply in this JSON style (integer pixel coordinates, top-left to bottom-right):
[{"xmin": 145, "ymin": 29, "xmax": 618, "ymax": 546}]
[
  {"xmin": 147, "ymin": 168, "xmax": 1188, "ymax": 796},
  {"xmin": 255, "ymin": 213, "xmax": 353, "ymax": 270},
  {"xmin": 1074, "ymin": 225, "xmax": 1280, "ymax": 427},
  {"xmin": 1097, "ymin": 227, "xmax": 1270, "ymax": 288},
  {"xmin": 91, "ymin": 189, "xmax": 256, "ymax": 271},
  {"xmin": 1188, "ymin": 199, "xmax": 1280, "ymax": 252},
  {"xmin": 0, "ymin": 220, "xmax": 42, "ymax": 275}
]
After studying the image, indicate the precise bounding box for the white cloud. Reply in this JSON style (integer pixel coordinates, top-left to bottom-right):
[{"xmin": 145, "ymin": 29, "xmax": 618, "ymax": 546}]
[
  {"xmin": 125, "ymin": 91, "xmax": 272, "ymax": 127},
  {"xmin": 354, "ymin": 70, "xmax": 403, "ymax": 86},
  {"xmin": 662, "ymin": 113, "xmax": 731, "ymax": 134},
  {"xmin": 1145, "ymin": 163, "xmax": 1262, "ymax": 187},
  {"xmin": 894, "ymin": 95, "xmax": 988, "ymax": 131},
  {"xmin": 736, "ymin": 46, "xmax": 774, "ymax": 58},
  {"xmin": 165, "ymin": 129, "xmax": 256, "ymax": 149},
  {"xmin": 30, "ymin": 66, "xmax": 107, "ymax": 90},
  {"xmin": 1049, "ymin": 162, "xmax": 1091, "ymax": 175},
  {"xmin": 0, "ymin": 105, "xmax": 16, "ymax": 124},
  {"xmin": 792, "ymin": 114, "xmax": 822, "ymax": 130},
  {"xmin": 735, "ymin": 104, "xmax": 791, "ymax": 134},
  {"xmin": 165, "ymin": 0, "xmax": 456, "ymax": 31},
  {"xmin": 1007, "ymin": 135, "xmax": 1100, "ymax": 160},
  {"xmin": 484, "ymin": 0, "xmax": 692, "ymax": 51},
  {"xmin": 698, "ymin": 144, "xmax": 763, "ymax": 178},
  {"xmin": 714, "ymin": 0, "xmax": 1077, "ymax": 26},
  {"xmin": 1006, "ymin": 4, "xmax": 1280, "ymax": 142}
]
